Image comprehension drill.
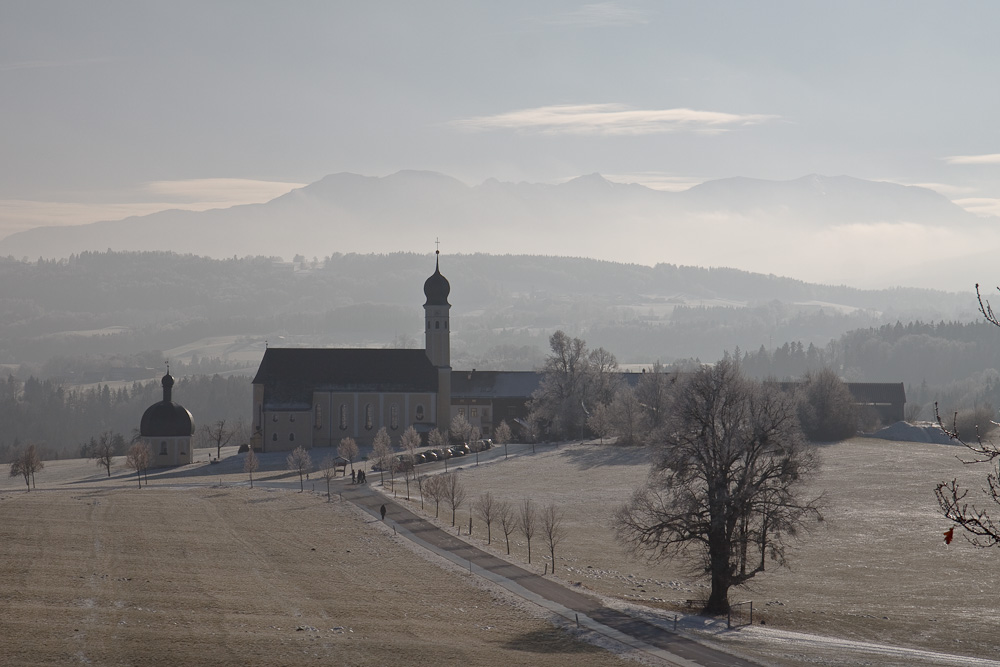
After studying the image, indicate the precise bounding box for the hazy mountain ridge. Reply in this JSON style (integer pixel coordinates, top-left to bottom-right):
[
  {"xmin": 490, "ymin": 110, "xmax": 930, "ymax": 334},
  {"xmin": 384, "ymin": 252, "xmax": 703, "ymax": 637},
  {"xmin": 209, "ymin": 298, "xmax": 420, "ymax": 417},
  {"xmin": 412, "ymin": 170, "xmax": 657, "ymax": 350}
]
[{"xmin": 0, "ymin": 171, "xmax": 989, "ymax": 290}]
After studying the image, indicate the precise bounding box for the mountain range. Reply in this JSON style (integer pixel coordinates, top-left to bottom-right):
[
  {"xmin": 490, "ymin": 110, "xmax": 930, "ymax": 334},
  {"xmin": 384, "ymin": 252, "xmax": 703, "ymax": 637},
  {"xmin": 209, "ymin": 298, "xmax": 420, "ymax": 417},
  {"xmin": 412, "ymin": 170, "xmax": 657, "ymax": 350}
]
[{"xmin": 1, "ymin": 171, "xmax": 994, "ymax": 291}]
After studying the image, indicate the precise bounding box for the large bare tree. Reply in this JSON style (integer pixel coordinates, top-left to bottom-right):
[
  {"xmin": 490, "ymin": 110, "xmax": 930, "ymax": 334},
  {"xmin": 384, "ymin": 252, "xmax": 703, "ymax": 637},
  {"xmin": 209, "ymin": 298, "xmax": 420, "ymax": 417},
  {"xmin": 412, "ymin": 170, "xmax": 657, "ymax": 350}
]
[
  {"xmin": 497, "ymin": 500, "xmax": 516, "ymax": 555},
  {"xmin": 615, "ymin": 360, "xmax": 821, "ymax": 615},
  {"xmin": 371, "ymin": 427, "xmax": 394, "ymax": 486},
  {"xmin": 400, "ymin": 426, "xmax": 421, "ymax": 500}
]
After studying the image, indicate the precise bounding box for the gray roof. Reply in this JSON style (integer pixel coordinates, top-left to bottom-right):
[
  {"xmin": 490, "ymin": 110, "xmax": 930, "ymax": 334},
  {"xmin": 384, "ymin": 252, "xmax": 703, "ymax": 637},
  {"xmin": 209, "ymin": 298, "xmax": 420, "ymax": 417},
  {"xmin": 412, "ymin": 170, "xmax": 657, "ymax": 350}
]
[
  {"xmin": 451, "ymin": 370, "xmax": 543, "ymax": 398},
  {"xmin": 253, "ymin": 348, "xmax": 439, "ymax": 409}
]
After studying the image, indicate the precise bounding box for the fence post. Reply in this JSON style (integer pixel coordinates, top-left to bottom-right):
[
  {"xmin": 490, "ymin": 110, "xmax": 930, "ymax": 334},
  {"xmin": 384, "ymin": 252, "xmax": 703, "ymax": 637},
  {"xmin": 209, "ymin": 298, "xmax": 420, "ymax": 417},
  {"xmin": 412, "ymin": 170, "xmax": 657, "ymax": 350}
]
[{"xmin": 750, "ymin": 600, "xmax": 753, "ymax": 626}]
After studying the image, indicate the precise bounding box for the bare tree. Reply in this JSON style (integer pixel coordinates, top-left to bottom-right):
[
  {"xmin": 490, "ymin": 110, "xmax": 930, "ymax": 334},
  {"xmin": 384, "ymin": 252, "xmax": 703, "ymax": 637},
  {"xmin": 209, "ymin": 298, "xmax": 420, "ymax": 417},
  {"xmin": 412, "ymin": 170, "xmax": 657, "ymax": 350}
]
[
  {"xmin": 635, "ymin": 361, "xmax": 675, "ymax": 432},
  {"xmin": 615, "ymin": 360, "xmax": 822, "ymax": 615},
  {"xmin": 400, "ymin": 426, "xmax": 421, "ymax": 500},
  {"xmin": 204, "ymin": 419, "xmax": 235, "ymax": 460},
  {"xmin": 586, "ymin": 402, "xmax": 613, "ymax": 444},
  {"xmin": 429, "ymin": 428, "xmax": 449, "ymax": 470},
  {"xmin": 450, "ymin": 412, "xmax": 473, "ymax": 446},
  {"xmin": 371, "ymin": 427, "xmax": 394, "ymax": 486},
  {"xmin": 9, "ymin": 444, "xmax": 43, "ymax": 491},
  {"xmin": 89, "ymin": 431, "xmax": 121, "ymax": 477},
  {"xmin": 518, "ymin": 498, "xmax": 537, "ymax": 563},
  {"xmin": 337, "ymin": 437, "xmax": 359, "ymax": 473},
  {"xmin": 932, "ymin": 284, "xmax": 1000, "ymax": 547},
  {"xmin": 796, "ymin": 367, "xmax": 859, "ymax": 442},
  {"xmin": 494, "ymin": 420, "xmax": 512, "ymax": 459},
  {"xmin": 244, "ymin": 446, "xmax": 259, "ymax": 488},
  {"xmin": 125, "ymin": 442, "xmax": 151, "ymax": 488},
  {"xmin": 286, "ymin": 446, "xmax": 312, "ymax": 492},
  {"xmin": 444, "ymin": 472, "xmax": 467, "ymax": 527},
  {"xmin": 423, "ymin": 474, "xmax": 445, "ymax": 518},
  {"xmin": 609, "ymin": 385, "xmax": 644, "ymax": 446},
  {"xmin": 474, "ymin": 492, "xmax": 497, "ymax": 544},
  {"xmin": 319, "ymin": 455, "xmax": 337, "ymax": 501},
  {"xmin": 416, "ymin": 474, "xmax": 427, "ymax": 510},
  {"xmin": 528, "ymin": 331, "xmax": 591, "ymax": 440},
  {"xmin": 498, "ymin": 500, "xmax": 516, "ymax": 555},
  {"xmin": 540, "ymin": 503, "xmax": 566, "ymax": 573}
]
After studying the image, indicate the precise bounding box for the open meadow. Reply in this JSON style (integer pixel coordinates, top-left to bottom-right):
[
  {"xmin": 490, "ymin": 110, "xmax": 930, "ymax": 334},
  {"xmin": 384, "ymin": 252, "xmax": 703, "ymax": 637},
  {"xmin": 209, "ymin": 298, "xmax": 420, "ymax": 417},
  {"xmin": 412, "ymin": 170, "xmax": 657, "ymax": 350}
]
[{"xmin": 3, "ymin": 437, "xmax": 1000, "ymax": 666}]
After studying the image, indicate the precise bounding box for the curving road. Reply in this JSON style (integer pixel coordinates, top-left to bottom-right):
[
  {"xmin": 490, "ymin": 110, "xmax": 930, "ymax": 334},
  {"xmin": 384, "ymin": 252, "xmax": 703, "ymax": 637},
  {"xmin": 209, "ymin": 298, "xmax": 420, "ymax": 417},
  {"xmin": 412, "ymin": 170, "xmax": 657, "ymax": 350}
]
[{"xmin": 342, "ymin": 481, "xmax": 758, "ymax": 667}]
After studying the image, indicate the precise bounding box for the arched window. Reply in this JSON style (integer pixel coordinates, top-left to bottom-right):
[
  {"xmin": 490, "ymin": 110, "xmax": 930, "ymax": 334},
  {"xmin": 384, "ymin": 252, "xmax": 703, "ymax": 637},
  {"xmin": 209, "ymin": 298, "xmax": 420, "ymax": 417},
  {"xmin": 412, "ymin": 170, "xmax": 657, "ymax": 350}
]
[
  {"xmin": 415, "ymin": 404, "xmax": 424, "ymax": 422},
  {"xmin": 365, "ymin": 403, "xmax": 374, "ymax": 430},
  {"xmin": 272, "ymin": 414, "xmax": 278, "ymax": 422},
  {"xmin": 289, "ymin": 414, "xmax": 295, "ymax": 422},
  {"xmin": 289, "ymin": 433, "xmax": 295, "ymax": 441},
  {"xmin": 160, "ymin": 441, "xmax": 167, "ymax": 455},
  {"xmin": 315, "ymin": 404, "xmax": 322, "ymax": 428},
  {"xmin": 435, "ymin": 321, "xmax": 440, "ymax": 329},
  {"xmin": 390, "ymin": 404, "xmax": 399, "ymax": 430},
  {"xmin": 272, "ymin": 433, "xmax": 278, "ymax": 441},
  {"xmin": 339, "ymin": 404, "xmax": 348, "ymax": 430}
]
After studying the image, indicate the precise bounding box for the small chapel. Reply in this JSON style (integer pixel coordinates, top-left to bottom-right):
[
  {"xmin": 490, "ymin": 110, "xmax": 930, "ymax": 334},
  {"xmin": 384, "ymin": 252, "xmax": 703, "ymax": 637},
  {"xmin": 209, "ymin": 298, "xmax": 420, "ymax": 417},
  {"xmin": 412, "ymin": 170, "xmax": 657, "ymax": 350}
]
[{"xmin": 139, "ymin": 369, "xmax": 195, "ymax": 466}]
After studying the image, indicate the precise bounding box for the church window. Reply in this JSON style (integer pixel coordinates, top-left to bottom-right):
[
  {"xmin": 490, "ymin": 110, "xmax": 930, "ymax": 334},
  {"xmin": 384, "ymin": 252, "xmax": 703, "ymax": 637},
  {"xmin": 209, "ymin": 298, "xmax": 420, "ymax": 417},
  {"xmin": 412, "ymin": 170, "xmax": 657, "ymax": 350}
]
[
  {"xmin": 272, "ymin": 433, "xmax": 278, "ymax": 441},
  {"xmin": 415, "ymin": 404, "xmax": 424, "ymax": 421},
  {"xmin": 272, "ymin": 415, "xmax": 278, "ymax": 422},
  {"xmin": 160, "ymin": 441, "xmax": 167, "ymax": 455},
  {"xmin": 365, "ymin": 404, "xmax": 374, "ymax": 430},
  {"xmin": 339, "ymin": 404, "xmax": 348, "ymax": 430},
  {"xmin": 315, "ymin": 404, "xmax": 322, "ymax": 428},
  {"xmin": 289, "ymin": 433, "xmax": 295, "ymax": 441},
  {"xmin": 435, "ymin": 321, "xmax": 440, "ymax": 329},
  {"xmin": 470, "ymin": 408, "xmax": 478, "ymax": 418},
  {"xmin": 390, "ymin": 404, "xmax": 399, "ymax": 430},
  {"xmin": 483, "ymin": 408, "xmax": 489, "ymax": 420},
  {"xmin": 289, "ymin": 414, "xmax": 295, "ymax": 422}
]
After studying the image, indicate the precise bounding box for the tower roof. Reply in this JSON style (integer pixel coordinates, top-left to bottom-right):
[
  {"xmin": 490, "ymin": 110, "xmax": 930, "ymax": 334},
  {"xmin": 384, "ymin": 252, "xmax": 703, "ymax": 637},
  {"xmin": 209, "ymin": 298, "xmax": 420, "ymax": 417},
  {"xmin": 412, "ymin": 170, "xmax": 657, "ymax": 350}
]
[
  {"xmin": 423, "ymin": 252, "xmax": 451, "ymax": 306},
  {"xmin": 140, "ymin": 372, "xmax": 194, "ymax": 437}
]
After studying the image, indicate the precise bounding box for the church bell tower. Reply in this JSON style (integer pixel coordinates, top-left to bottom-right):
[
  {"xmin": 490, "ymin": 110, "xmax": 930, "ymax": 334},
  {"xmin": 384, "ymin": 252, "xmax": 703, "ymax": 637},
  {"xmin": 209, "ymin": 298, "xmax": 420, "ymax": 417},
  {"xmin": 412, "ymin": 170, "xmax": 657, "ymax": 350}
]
[{"xmin": 423, "ymin": 250, "xmax": 451, "ymax": 427}]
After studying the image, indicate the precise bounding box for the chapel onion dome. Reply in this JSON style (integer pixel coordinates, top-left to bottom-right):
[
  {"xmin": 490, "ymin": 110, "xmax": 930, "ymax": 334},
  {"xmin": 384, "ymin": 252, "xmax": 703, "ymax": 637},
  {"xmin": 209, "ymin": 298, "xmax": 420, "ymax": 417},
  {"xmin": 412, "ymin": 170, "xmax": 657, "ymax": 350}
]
[
  {"xmin": 423, "ymin": 252, "xmax": 451, "ymax": 306},
  {"xmin": 140, "ymin": 372, "xmax": 194, "ymax": 437}
]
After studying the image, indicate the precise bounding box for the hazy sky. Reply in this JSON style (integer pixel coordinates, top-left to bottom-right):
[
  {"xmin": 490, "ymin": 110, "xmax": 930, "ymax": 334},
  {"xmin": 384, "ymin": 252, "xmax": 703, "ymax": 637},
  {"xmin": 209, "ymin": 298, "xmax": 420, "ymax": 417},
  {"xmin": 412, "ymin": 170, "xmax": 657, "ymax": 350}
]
[{"xmin": 2, "ymin": 1, "xmax": 999, "ymax": 239}]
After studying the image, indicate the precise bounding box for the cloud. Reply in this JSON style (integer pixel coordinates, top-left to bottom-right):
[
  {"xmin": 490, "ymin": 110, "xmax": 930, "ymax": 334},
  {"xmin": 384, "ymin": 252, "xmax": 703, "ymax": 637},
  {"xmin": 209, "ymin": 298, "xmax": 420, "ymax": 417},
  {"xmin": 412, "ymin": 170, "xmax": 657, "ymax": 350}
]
[
  {"xmin": 141, "ymin": 178, "xmax": 306, "ymax": 204},
  {"xmin": 943, "ymin": 153, "xmax": 1000, "ymax": 165},
  {"xmin": 537, "ymin": 2, "xmax": 649, "ymax": 27},
  {"xmin": 602, "ymin": 172, "xmax": 704, "ymax": 192},
  {"xmin": 953, "ymin": 197, "xmax": 1000, "ymax": 217},
  {"xmin": 452, "ymin": 104, "xmax": 777, "ymax": 136}
]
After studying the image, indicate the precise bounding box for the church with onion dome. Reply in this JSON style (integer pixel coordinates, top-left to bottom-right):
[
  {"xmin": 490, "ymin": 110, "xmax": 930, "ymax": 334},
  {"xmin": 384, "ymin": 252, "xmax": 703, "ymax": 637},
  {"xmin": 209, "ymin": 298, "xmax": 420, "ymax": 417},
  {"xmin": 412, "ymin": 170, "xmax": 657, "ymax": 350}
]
[
  {"xmin": 140, "ymin": 369, "xmax": 195, "ymax": 466},
  {"xmin": 249, "ymin": 251, "xmax": 456, "ymax": 451}
]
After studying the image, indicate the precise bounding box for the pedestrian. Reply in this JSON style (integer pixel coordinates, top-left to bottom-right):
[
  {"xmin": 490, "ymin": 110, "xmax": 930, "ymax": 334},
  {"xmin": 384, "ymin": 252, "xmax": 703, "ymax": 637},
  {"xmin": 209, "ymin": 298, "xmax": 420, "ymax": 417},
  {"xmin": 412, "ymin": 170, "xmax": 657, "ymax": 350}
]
[
  {"xmin": 380, "ymin": 504, "xmax": 387, "ymax": 521},
  {"xmin": 351, "ymin": 469, "xmax": 356, "ymax": 484}
]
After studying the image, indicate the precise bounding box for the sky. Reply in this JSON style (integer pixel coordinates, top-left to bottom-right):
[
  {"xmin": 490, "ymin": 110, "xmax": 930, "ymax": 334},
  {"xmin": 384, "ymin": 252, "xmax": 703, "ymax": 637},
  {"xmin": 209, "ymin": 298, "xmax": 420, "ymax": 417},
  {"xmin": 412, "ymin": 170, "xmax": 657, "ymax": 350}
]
[{"xmin": 2, "ymin": 1, "xmax": 999, "ymax": 248}]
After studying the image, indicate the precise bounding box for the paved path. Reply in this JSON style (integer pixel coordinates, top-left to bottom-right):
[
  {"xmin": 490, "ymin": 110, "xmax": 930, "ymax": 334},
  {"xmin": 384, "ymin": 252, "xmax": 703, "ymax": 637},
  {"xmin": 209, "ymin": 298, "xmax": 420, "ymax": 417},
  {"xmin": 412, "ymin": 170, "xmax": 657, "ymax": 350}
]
[{"xmin": 342, "ymin": 482, "xmax": 757, "ymax": 667}]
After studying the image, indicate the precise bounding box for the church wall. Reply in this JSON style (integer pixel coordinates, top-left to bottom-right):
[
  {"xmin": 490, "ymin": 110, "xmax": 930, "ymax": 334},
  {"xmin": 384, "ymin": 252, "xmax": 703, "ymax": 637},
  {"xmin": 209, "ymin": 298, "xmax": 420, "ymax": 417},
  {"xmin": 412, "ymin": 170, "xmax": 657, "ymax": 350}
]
[
  {"xmin": 146, "ymin": 435, "xmax": 192, "ymax": 467},
  {"xmin": 303, "ymin": 390, "xmax": 438, "ymax": 448},
  {"xmin": 260, "ymin": 410, "xmax": 313, "ymax": 452}
]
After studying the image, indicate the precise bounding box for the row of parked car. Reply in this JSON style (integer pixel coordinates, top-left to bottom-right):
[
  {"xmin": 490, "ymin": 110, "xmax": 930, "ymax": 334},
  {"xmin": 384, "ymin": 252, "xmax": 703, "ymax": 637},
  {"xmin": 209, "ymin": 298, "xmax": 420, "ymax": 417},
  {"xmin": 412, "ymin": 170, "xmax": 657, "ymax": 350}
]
[{"xmin": 373, "ymin": 439, "xmax": 494, "ymax": 471}]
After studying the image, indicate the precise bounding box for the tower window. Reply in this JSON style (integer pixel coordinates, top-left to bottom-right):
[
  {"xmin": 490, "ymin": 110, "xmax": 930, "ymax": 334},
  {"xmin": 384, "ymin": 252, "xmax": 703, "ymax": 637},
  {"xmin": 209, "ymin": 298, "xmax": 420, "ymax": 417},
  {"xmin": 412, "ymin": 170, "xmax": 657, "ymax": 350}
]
[
  {"xmin": 435, "ymin": 321, "xmax": 440, "ymax": 329},
  {"xmin": 272, "ymin": 433, "xmax": 278, "ymax": 441},
  {"xmin": 365, "ymin": 404, "xmax": 374, "ymax": 430},
  {"xmin": 390, "ymin": 404, "xmax": 399, "ymax": 430},
  {"xmin": 289, "ymin": 433, "xmax": 295, "ymax": 441}
]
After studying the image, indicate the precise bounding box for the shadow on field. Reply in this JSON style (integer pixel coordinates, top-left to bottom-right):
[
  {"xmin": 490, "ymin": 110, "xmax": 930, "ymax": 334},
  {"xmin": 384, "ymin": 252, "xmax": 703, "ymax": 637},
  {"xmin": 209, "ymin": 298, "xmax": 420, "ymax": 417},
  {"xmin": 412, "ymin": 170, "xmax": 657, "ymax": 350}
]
[
  {"xmin": 499, "ymin": 628, "xmax": 607, "ymax": 654},
  {"xmin": 558, "ymin": 444, "xmax": 651, "ymax": 470}
]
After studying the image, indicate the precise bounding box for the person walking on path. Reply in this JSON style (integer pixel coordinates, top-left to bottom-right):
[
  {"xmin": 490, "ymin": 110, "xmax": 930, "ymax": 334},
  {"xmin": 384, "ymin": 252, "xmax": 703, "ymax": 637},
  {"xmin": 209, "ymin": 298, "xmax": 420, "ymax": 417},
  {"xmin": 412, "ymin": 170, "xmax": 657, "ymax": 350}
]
[
  {"xmin": 380, "ymin": 504, "xmax": 387, "ymax": 521},
  {"xmin": 351, "ymin": 469, "xmax": 356, "ymax": 484}
]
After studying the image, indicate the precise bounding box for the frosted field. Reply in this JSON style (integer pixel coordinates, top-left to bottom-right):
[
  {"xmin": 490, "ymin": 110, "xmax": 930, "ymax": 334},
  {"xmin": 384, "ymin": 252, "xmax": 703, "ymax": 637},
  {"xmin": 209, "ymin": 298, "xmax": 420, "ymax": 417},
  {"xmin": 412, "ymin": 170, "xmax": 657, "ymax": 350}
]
[{"xmin": 3, "ymin": 437, "xmax": 999, "ymax": 666}]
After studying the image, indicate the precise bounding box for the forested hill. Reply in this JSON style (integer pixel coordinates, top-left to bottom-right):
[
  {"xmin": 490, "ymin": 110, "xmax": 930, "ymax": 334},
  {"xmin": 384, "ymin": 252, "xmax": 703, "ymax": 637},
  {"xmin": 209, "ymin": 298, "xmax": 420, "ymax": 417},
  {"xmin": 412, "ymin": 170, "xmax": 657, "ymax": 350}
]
[{"xmin": 0, "ymin": 250, "xmax": 974, "ymax": 370}]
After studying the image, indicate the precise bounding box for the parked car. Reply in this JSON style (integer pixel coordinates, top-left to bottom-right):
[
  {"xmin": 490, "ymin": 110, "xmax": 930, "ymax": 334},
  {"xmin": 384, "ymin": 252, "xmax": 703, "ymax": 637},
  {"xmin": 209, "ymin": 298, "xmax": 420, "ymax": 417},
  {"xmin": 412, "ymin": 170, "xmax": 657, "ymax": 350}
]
[
  {"xmin": 422, "ymin": 450, "xmax": 439, "ymax": 462},
  {"xmin": 448, "ymin": 446, "xmax": 466, "ymax": 457}
]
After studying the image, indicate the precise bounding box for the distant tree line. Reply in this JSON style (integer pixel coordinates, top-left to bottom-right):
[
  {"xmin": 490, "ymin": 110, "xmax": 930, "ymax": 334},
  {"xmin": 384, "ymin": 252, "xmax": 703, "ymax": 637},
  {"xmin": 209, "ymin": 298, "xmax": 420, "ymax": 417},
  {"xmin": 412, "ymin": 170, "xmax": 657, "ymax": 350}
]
[{"xmin": 0, "ymin": 374, "xmax": 251, "ymax": 463}]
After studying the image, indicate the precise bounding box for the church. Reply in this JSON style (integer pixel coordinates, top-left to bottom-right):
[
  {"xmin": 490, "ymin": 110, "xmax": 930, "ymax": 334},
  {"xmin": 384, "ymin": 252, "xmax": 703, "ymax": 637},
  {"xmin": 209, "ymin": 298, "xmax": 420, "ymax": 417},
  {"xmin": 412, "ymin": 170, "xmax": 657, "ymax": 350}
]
[{"xmin": 249, "ymin": 252, "xmax": 537, "ymax": 452}]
